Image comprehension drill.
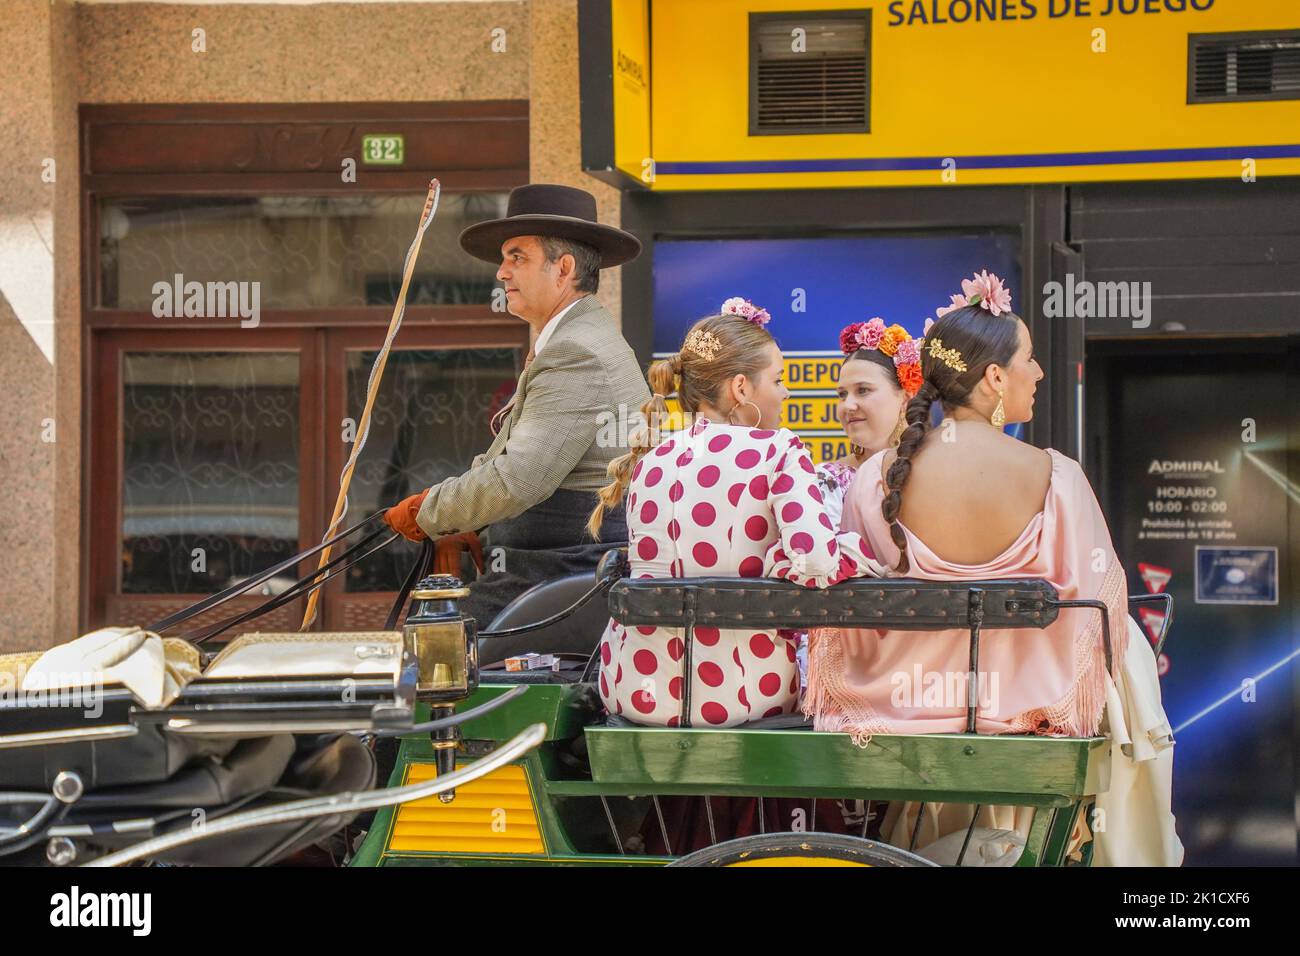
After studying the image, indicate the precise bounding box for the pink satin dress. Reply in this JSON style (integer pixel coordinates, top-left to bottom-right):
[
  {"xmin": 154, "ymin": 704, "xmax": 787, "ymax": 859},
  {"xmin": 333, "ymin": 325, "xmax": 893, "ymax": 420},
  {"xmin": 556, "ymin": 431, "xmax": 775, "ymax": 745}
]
[
  {"xmin": 806, "ymin": 448, "xmax": 1129, "ymax": 741},
  {"xmin": 804, "ymin": 447, "xmax": 1182, "ymax": 865}
]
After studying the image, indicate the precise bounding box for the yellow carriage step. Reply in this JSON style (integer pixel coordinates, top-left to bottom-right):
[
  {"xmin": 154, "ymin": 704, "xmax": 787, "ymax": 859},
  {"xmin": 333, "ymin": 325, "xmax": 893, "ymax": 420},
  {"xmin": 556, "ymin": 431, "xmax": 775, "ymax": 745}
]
[
  {"xmin": 405, "ymin": 761, "xmax": 530, "ymax": 785},
  {"xmin": 390, "ymin": 835, "xmax": 546, "ymax": 853},
  {"xmin": 388, "ymin": 761, "xmax": 546, "ymax": 855},
  {"xmin": 397, "ymin": 796, "xmax": 534, "ymax": 812},
  {"xmin": 394, "ymin": 821, "xmax": 542, "ymax": 839},
  {"xmin": 397, "ymin": 806, "xmax": 535, "ymax": 821}
]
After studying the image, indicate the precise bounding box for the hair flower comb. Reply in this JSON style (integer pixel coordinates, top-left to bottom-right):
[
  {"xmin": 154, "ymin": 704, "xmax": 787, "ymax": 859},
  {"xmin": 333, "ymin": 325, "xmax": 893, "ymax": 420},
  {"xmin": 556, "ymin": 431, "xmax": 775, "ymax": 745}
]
[
  {"xmin": 935, "ymin": 270, "xmax": 1013, "ymax": 319},
  {"xmin": 682, "ymin": 328, "xmax": 722, "ymax": 361},
  {"xmin": 927, "ymin": 337, "xmax": 968, "ymax": 373},
  {"xmin": 720, "ymin": 296, "xmax": 772, "ymax": 327}
]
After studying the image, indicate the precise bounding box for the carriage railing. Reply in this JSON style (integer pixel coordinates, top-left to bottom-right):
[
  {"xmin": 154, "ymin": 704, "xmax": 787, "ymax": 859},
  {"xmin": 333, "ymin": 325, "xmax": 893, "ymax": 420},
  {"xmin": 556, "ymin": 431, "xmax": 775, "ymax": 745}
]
[{"xmin": 609, "ymin": 576, "xmax": 1166, "ymax": 733}]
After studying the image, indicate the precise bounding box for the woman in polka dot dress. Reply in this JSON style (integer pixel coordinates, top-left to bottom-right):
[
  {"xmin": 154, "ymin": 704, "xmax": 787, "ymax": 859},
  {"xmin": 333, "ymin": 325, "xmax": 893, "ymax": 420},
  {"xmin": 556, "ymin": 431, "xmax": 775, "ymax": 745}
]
[{"xmin": 588, "ymin": 309, "xmax": 885, "ymax": 729}]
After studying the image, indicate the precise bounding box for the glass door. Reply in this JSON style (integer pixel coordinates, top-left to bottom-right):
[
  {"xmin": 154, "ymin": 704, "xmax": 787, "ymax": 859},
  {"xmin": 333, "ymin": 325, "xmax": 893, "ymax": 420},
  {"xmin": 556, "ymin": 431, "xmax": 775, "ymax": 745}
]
[
  {"xmin": 89, "ymin": 329, "xmax": 321, "ymax": 634},
  {"xmin": 320, "ymin": 326, "xmax": 526, "ymax": 631}
]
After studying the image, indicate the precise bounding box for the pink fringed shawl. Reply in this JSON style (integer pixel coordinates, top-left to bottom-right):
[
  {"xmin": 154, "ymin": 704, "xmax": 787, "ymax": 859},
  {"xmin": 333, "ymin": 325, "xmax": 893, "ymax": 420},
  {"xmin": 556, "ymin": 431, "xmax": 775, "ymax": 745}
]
[{"xmin": 806, "ymin": 449, "xmax": 1128, "ymax": 743}]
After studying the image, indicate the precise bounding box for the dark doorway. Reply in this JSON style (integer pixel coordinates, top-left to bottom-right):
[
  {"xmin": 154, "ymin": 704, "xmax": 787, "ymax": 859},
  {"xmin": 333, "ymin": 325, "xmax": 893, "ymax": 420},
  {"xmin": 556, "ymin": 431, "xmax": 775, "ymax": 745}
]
[{"xmin": 1086, "ymin": 338, "xmax": 1299, "ymax": 865}]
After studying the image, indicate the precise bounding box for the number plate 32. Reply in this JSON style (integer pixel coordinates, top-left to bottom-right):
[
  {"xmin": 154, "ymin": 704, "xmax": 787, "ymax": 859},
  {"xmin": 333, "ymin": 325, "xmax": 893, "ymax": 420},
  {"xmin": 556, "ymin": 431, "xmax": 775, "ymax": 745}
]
[{"xmin": 362, "ymin": 134, "xmax": 405, "ymax": 166}]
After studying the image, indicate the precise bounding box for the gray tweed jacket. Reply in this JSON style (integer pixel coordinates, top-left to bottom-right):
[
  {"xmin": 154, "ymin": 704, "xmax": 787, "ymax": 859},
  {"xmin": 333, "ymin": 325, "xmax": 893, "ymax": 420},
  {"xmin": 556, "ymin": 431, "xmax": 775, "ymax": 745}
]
[{"xmin": 416, "ymin": 294, "xmax": 651, "ymax": 536}]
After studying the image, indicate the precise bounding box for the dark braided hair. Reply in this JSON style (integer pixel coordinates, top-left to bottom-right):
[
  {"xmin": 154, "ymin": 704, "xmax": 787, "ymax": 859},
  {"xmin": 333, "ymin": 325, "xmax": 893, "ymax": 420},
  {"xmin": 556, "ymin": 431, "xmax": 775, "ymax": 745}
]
[{"xmin": 881, "ymin": 305, "xmax": 1022, "ymax": 573}]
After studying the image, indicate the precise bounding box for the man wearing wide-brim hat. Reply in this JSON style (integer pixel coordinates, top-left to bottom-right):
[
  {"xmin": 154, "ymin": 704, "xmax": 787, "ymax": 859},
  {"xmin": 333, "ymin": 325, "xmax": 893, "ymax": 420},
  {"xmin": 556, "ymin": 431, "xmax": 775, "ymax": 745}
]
[{"xmin": 383, "ymin": 184, "xmax": 649, "ymax": 634}]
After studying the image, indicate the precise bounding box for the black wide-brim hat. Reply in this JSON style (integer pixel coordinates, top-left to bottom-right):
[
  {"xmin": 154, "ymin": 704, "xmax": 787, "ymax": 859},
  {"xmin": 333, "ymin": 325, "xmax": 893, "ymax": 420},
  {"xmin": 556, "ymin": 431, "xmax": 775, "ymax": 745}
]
[{"xmin": 458, "ymin": 183, "xmax": 642, "ymax": 268}]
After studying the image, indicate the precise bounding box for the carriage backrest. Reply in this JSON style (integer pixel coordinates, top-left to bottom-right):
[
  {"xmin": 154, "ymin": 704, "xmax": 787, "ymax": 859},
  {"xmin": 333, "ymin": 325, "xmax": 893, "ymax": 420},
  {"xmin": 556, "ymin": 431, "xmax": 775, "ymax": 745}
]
[
  {"xmin": 608, "ymin": 576, "xmax": 1085, "ymax": 733},
  {"xmin": 608, "ymin": 577, "xmax": 1062, "ymax": 632}
]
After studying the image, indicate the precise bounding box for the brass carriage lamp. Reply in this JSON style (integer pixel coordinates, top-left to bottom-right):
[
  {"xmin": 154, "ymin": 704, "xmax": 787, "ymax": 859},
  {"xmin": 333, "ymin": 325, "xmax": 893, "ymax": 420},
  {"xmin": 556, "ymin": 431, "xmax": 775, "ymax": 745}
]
[
  {"xmin": 403, "ymin": 574, "xmax": 479, "ymax": 802},
  {"xmin": 405, "ymin": 574, "xmax": 478, "ymax": 698}
]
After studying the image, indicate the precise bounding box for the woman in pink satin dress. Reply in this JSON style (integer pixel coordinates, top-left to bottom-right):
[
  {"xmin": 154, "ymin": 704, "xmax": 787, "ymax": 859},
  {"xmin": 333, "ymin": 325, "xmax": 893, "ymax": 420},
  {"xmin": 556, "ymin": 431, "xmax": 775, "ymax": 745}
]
[{"xmin": 805, "ymin": 272, "xmax": 1182, "ymax": 866}]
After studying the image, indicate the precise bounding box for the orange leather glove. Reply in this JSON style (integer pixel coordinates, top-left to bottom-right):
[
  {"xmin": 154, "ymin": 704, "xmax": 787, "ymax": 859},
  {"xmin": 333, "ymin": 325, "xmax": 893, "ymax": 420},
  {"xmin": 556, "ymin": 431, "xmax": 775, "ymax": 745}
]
[
  {"xmin": 384, "ymin": 489, "xmax": 431, "ymax": 541},
  {"xmin": 434, "ymin": 531, "xmax": 486, "ymax": 578}
]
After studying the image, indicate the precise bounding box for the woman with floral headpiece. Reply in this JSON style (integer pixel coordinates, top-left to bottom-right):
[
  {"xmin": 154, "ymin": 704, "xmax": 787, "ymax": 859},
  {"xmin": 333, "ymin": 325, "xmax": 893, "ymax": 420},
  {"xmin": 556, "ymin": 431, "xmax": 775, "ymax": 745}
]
[
  {"xmin": 816, "ymin": 317, "xmax": 924, "ymax": 529},
  {"xmin": 782, "ymin": 318, "xmax": 923, "ymax": 703},
  {"xmin": 803, "ymin": 271, "xmax": 1182, "ymax": 866}
]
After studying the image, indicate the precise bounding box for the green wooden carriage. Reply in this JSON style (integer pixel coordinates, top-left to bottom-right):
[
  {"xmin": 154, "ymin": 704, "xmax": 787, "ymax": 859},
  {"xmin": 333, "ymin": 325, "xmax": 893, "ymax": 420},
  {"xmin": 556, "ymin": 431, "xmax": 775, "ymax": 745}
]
[
  {"xmin": 2, "ymin": 524, "xmax": 1174, "ymax": 868},
  {"xmin": 353, "ymin": 575, "xmax": 1170, "ymax": 868}
]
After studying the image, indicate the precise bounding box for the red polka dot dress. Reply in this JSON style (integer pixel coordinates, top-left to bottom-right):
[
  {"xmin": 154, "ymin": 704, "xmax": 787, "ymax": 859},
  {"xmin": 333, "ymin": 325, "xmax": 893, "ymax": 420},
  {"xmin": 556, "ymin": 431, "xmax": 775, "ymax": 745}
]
[{"xmin": 597, "ymin": 417, "xmax": 884, "ymax": 727}]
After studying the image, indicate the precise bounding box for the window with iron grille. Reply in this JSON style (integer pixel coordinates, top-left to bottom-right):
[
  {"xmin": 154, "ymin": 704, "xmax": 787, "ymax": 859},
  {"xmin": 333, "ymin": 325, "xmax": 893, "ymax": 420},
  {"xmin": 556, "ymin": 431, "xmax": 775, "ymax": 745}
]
[
  {"xmin": 1189, "ymin": 30, "xmax": 1300, "ymax": 104},
  {"xmin": 750, "ymin": 10, "xmax": 871, "ymax": 136}
]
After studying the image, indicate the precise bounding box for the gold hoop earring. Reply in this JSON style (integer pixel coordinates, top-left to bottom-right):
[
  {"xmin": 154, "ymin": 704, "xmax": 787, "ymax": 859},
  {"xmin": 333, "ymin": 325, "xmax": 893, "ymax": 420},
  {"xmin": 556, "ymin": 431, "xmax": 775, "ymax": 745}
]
[
  {"xmin": 991, "ymin": 392, "xmax": 1006, "ymax": 429},
  {"xmin": 727, "ymin": 400, "xmax": 762, "ymax": 428}
]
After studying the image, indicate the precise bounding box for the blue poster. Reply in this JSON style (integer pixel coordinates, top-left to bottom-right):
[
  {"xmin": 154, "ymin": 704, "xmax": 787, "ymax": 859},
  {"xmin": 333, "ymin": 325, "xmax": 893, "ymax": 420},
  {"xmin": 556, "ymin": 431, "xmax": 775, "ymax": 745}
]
[
  {"xmin": 653, "ymin": 233, "xmax": 1021, "ymax": 351},
  {"xmin": 652, "ymin": 234, "xmax": 1023, "ymax": 457},
  {"xmin": 1195, "ymin": 547, "xmax": 1279, "ymax": 605}
]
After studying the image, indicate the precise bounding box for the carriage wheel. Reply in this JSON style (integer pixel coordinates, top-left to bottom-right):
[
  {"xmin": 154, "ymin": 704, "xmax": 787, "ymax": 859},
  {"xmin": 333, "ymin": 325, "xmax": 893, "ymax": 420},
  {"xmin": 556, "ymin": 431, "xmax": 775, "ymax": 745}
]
[{"xmin": 666, "ymin": 832, "xmax": 938, "ymax": 867}]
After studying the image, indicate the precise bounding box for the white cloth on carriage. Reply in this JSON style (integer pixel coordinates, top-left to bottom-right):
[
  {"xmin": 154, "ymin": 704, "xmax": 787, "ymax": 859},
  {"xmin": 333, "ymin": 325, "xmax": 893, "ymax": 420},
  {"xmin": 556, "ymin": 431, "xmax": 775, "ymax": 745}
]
[
  {"xmin": 880, "ymin": 802, "xmax": 1036, "ymax": 866},
  {"xmin": 21, "ymin": 626, "xmax": 201, "ymax": 708},
  {"xmin": 1091, "ymin": 616, "xmax": 1182, "ymax": 866}
]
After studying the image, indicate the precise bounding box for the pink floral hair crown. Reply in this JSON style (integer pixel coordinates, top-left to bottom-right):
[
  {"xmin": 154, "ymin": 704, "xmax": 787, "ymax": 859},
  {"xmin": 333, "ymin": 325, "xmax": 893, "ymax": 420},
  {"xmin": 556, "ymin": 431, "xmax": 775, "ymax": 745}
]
[
  {"xmin": 720, "ymin": 296, "xmax": 771, "ymax": 327},
  {"xmin": 934, "ymin": 269, "xmax": 1013, "ymax": 319},
  {"xmin": 838, "ymin": 317, "xmax": 923, "ymax": 397}
]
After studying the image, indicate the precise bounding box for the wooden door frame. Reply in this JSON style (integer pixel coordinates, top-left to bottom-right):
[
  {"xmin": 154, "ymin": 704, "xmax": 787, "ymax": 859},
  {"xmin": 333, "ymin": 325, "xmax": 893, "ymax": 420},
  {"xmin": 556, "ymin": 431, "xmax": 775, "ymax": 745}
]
[
  {"xmin": 88, "ymin": 327, "xmax": 323, "ymax": 632},
  {"xmin": 87, "ymin": 321, "xmax": 530, "ymax": 635},
  {"xmin": 79, "ymin": 101, "xmax": 529, "ymax": 632}
]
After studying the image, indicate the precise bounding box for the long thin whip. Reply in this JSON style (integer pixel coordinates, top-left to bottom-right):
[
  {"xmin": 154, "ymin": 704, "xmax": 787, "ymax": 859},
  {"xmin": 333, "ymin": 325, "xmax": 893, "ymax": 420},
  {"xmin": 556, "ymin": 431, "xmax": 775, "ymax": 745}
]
[{"xmin": 300, "ymin": 179, "xmax": 442, "ymax": 630}]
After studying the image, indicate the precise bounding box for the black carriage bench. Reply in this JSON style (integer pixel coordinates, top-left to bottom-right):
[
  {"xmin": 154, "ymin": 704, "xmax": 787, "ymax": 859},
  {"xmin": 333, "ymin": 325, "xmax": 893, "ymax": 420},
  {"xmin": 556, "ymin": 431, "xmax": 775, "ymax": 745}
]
[
  {"xmin": 592, "ymin": 577, "xmax": 1120, "ymax": 829},
  {"xmin": 605, "ymin": 576, "xmax": 1127, "ymax": 732}
]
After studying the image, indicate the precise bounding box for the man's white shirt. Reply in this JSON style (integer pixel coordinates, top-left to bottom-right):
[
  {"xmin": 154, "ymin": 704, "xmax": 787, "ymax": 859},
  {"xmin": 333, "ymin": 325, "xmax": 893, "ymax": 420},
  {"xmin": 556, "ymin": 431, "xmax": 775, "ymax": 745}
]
[{"xmin": 532, "ymin": 295, "xmax": 588, "ymax": 358}]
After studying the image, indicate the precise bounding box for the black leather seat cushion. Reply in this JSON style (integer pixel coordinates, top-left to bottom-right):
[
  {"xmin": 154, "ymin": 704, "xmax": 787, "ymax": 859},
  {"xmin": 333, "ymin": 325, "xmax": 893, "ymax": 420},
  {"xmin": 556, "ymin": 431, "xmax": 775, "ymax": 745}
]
[{"xmin": 478, "ymin": 573, "xmax": 610, "ymax": 664}]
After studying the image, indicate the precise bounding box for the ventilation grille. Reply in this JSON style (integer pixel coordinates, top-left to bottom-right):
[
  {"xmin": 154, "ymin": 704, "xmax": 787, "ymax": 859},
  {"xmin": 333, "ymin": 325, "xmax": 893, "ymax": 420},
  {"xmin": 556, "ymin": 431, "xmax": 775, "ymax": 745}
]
[
  {"xmin": 1190, "ymin": 31, "xmax": 1300, "ymax": 103},
  {"xmin": 751, "ymin": 13, "xmax": 870, "ymax": 135}
]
